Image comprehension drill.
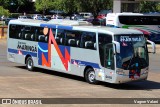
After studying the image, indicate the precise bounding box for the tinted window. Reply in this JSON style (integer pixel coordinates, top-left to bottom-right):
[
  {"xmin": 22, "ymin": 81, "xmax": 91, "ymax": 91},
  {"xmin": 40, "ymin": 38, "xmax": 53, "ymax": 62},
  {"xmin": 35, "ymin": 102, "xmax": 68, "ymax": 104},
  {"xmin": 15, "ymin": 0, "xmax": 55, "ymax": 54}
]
[
  {"xmin": 37, "ymin": 27, "xmax": 49, "ymax": 43},
  {"xmin": 119, "ymin": 16, "xmax": 160, "ymax": 25},
  {"xmin": 98, "ymin": 33, "xmax": 112, "ymax": 67},
  {"xmin": 9, "ymin": 25, "xmax": 25, "ymax": 39},
  {"xmin": 81, "ymin": 32, "xmax": 96, "ymax": 50},
  {"xmin": 9, "ymin": 24, "xmax": 50, "ymax": 43},
  {"xmin": 9, "ymin": 25, "xmax": 22, "ymax": 38},
  {"xmin": 56, "ymin": 29, "xmax": 65, "ymax": 45},
  {"xmin": 65, "ymin": 30, "xmax": 81, "ymax": 47},
  {"xmin": 24, "ymin": 26, "xmax": 36, "ymax": 41}
]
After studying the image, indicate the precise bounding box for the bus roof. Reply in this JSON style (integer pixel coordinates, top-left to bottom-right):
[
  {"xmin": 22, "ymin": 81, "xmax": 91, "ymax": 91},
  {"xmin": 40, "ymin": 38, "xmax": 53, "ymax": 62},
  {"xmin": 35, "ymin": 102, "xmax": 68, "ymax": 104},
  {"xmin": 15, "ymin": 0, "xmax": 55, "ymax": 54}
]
[
  {"xmin": 108, "ymin": 13, "xmax": 143, "ymax": 16},
  {"xmin": 76, "ymin": 26, "xmax": 143, "ymax": 35},
  {"xmin": 107, "ymin": 12, "xmax": 160, "ymax": 16},
  {"xmin": 9, "ymin": 19, "xmax": 92, "ymax": 26},
  {"xmin": 47, "ymin": 19, "xmax": 92, "ymax": 26},
  {"xmin": 9, "ymin": 19, "xmax": 143, "ymax": 35},
  {"xmin": 107, "ymin": 28, "xmax": 143, "ymax": 35},
  {"xmin": 9, "ymin": 19, "xmax": 46, "ymax": 26}
]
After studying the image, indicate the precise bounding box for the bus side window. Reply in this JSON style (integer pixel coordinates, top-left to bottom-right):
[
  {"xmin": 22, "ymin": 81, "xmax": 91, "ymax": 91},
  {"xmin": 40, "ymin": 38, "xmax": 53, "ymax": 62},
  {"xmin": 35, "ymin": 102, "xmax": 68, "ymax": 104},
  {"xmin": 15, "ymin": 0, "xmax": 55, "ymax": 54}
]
[
  {"xmin": 24, "ymin": 33, "xmax": 31, "ymax": 40},
  {"xmin": 37, "ymin": 27, "xmax": 49, "ymax": 43},
  {"xmin": 81, "ymin": 32, "xmax": 96, "ymax": 50},
  {"xmin": 65, "ymin": 30, "xmax": 81, "ymax": 47},
  {"xmin": 56, "ymin": 29, "xmax": 65, "ymax": 45},
  {"xmin": 98, "ymin": 33, "xmax": 112, "ymax": 67},
  {"xmin": 24, "ymin": 26, "xmax": 31, "ymax": 40},
  {"xmin": 35, "ymin": 28, "xmax": 39, "ymax": 41},
  {"xmin": 75, "ymin": 31, "xmax": 82, "ymax": 48},
  {"xmin": 18, "ymin": 27, "xmax": 25, "ymax": 39},
  {"xmin": 52, "ymin": 28, "xmax": 56, "ymax": 37},
  {"xmin": 65, "ymin": 31, "xmax": 76, "ymax": 47},
  {"xmin": 49, "ymin": 28, "xmax": 56, "ymax": 44},
  {"xmin": 43, "ymin": 28, "xmax": 49, "ymax": 43},
  {"xmin": 30, "ymin": 27, "xmax": 36, "ymax": 41},
  {"xmin": 38, "ymin": 35, "xmax": 45, "ymax": 42},
  {"xmin": 9, "ymin": 25, "xmax": 24, "ymax": 39},
  {"xmin": 9, "ymin": 25, "xmax": 16, "ymax": 38},
  {"xmin": 31, "ymin": 34, "xmax": 35, "ymax": 41}
]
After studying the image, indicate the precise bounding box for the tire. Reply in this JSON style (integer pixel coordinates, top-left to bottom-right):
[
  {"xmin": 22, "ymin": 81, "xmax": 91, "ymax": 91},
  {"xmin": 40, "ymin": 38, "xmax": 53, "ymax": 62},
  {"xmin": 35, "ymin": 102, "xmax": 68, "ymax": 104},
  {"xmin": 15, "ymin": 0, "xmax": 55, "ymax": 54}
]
[
  {"xmin": 85, "ymin": 68, "xmax": 98, "ymax": 84},
  {"xmin": 26, "ymin": 57, "xmax": 34, "ymax": 71}
]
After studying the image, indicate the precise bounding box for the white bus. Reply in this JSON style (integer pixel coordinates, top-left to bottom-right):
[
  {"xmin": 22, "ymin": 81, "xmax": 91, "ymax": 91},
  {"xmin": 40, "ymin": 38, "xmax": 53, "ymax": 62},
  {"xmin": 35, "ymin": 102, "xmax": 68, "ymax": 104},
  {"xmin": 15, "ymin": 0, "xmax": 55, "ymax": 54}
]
[
  {"xmin": 106, "ymin": 13, "xmax": 160, "ymax": 42},
  {"xmin": 7, "ymin": 19, "xmax": 155, "ymax": 84}
]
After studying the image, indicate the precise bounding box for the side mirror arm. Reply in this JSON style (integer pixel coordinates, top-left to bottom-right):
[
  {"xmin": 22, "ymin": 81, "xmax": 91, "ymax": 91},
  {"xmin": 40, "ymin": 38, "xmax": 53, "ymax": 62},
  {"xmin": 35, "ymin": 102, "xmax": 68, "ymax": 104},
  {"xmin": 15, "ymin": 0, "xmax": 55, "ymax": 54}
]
[
  {"xmin": 147, "ymin": 40, "xmax": 156, "ymax": 54},
  {"xmin": 112, "ymin": 41, "xmax": 120, "ymax": 53}
]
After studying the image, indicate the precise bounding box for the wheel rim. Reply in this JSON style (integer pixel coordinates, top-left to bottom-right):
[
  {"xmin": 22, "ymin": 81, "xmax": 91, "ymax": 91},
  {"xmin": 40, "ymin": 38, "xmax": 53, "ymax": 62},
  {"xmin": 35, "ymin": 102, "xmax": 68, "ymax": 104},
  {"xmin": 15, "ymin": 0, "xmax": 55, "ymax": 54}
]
[
  {"xmin": 27, "ymin": 59, "xmax": 32, "ymax": 69},
  {"xmin": 88, "ymin": 71, "xmax": 95, "ymax": 82}
]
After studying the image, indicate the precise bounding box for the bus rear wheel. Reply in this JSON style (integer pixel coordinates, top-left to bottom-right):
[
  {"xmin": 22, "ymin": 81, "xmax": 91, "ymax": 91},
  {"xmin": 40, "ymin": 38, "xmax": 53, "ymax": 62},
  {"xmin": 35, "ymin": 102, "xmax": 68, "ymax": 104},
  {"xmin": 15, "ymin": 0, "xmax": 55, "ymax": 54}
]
[
  {"xmin": 85, "ymin": 68, "xmax": 98, "ymax": 84},
  {"xmin": 26, "ymin": 57, "xmax": 34, "ymax": 71}
]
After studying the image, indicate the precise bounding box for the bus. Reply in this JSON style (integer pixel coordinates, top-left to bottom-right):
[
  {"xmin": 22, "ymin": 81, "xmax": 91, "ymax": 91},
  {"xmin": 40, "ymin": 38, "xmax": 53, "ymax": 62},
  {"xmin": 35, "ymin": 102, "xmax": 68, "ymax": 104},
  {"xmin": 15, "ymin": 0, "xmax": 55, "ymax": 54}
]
[
  {"xmin": 106, "ymin": 13, "xmax": 160, "ymax": 42},
  {"xmin": 7, "ymin": 19, "xmax": 155, "ymax": 84}
]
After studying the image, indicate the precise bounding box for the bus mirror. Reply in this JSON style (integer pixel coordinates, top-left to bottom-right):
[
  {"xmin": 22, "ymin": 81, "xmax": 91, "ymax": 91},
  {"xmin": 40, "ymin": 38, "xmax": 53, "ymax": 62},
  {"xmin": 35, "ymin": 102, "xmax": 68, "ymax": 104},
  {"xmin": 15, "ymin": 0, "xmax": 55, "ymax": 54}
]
[
  {"xmin": 112, "ymin": 41, "xmax": 120, "ymax": 53},
  {"xmin": 147, "ymin": 40, "xmax": 156, "ymax": 54}
]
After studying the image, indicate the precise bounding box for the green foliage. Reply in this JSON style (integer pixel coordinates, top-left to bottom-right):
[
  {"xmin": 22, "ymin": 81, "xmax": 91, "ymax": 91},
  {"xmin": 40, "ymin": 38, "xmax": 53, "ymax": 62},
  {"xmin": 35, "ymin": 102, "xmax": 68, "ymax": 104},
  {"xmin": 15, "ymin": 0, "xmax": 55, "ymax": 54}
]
[
  {"xmin": 77, "ymin": 0, "xmax": 112, "ymax": 17},
  {"xmin": 0, "ymin": 0, "xmax": 31, "ymax": 13},
  {"xmin": 54, "ymin": 0, "xmax": 78, "ymax": 14},
  {"xmin": 140, "ymin": 1, "xmax": 160, "ymax": 13},
  {"xmin": 0, "ymin": 0, "xmax": 10, "ymax": 9},
  {"xmin": 35, "ymin": 0, "xmax": 112, "ymax": 16},
  {"xmin": 35, "ymin": 0, "xmax": 55, "ymax": 14},
  {"xmin": 0, "ymin": 6, "xmax": 10, "ymax": 16},
  {"xmin": 157, "ymin": 3, "xmax": 160, "ymax": 11},
  {"xmin": 1, "ymin": 0, "xmax": 159, "ymax": 17},
  {"xmin": 9, "ymin": 13, "xmax": 20, "ymax": 18}
]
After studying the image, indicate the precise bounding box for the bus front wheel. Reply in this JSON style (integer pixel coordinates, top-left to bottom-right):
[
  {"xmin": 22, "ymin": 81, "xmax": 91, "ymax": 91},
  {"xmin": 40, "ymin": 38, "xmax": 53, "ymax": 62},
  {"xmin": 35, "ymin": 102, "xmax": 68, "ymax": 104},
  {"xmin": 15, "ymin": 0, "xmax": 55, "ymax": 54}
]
[
  {"xmin": 85, "ymin": 68, "xmax": 98, "ymax": 84},
  {"xmin": 26, "ymin": 57, "xmax": 34, "ymax": 71}
]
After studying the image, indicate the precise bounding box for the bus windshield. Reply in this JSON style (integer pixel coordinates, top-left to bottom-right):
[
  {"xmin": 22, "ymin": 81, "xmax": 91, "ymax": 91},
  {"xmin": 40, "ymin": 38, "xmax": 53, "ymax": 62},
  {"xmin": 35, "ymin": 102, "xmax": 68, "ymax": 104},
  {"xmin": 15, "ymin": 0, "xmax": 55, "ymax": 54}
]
[{"xmin": 115, "ymin": 34, "xmax": 149, "ymax": 70}]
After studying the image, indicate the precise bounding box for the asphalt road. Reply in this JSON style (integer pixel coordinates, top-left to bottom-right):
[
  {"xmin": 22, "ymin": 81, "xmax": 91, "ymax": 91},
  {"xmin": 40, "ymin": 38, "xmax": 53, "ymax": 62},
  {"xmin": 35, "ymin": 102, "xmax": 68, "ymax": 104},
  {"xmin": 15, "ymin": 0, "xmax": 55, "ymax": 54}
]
[{"xmin": 0, "ymin": 39, "xmax": 160, "ymax": 107}]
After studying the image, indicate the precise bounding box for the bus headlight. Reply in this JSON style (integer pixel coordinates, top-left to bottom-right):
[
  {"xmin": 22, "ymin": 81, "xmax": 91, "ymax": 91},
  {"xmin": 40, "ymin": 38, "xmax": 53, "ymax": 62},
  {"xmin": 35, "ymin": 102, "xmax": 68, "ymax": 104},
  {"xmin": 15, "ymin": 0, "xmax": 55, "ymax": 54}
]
[
  {"xmin": 98, "ymin": 69, "xmax": 105, "ymax": 80},
  {"xmin": 116, "ymin": 69, "xmax": 124, "ymax": 75}
]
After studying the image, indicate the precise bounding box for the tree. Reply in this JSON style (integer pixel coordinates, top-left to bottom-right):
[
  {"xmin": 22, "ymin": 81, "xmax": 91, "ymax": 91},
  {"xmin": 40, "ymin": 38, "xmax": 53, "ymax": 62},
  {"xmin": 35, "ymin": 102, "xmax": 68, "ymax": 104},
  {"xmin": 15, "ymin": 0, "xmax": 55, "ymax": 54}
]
[
  {"xmin": 157, "ymin": 3, "xmax": 160, "ymax": 11},
  {"xmin": 54, "ymin": 0, "xmax": 78, "ymax": 14},
  {"xmin": 15, "ymin": 0, "xmax": 26, "ymax": 12},
  {"xmin": 0, "ymin": 0, "xmax": 10, "ymax": 9},
  {"xmin": 0, "ymin": 0, "xmax": 32, "ymax": 13},
  {"xmin": 0, "ymin": 6, "xmax": 10, "ymax": 17},
  {"xmin": 35, "ymin": 0, "xmax": 55, "ymax": 15},
  {"xmin": 77, "ymin": 0, "xmax": 112, "ymax": 18},
  {"xmin": 52, "ymin": 0, "xmax": 112, "ymax": 17},
  {"xmin": 34, "ymin": 0, "xmax": 112, "ymax": 16},
  {"xmin": 140, "ymin": 1, "xmax": 160, "ymax": 13}
]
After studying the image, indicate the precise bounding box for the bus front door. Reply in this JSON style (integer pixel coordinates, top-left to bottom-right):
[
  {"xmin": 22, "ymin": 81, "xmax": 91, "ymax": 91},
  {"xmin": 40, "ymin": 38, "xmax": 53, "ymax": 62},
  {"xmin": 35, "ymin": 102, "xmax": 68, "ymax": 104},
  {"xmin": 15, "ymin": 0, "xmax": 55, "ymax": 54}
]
[{"xmin": 104, "ymin": 44, "xmax": 115, "ymax": 81}]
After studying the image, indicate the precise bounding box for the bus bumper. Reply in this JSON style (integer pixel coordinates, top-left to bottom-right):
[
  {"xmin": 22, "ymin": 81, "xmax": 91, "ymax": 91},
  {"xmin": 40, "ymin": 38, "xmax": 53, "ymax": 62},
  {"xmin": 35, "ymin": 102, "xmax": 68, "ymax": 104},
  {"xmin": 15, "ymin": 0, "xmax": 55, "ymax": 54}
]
[
  {"xmin": 114, "ymin": 73, "xmax": 148, "ymax": 84},
  {"xmin": 114, "ymin": 69, "xmax": 149, "ymax": 84}
]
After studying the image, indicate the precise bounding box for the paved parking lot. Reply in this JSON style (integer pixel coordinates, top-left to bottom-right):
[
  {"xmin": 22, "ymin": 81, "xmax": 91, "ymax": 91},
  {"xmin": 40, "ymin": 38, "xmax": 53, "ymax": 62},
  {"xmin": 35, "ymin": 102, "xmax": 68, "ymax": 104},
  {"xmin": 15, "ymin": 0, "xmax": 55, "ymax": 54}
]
[{"xmin": 0, "ymin": 39, "xmax": 160, "ymax": 107}]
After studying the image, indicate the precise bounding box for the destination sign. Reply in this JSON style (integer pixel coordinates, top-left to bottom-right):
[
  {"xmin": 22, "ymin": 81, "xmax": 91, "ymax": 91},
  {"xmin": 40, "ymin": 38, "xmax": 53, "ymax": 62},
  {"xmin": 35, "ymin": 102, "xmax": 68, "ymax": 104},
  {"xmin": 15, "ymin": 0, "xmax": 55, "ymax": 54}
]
[{"xmin": 120, "ymin": 36, "xmax": 142, "ymax": 42}]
